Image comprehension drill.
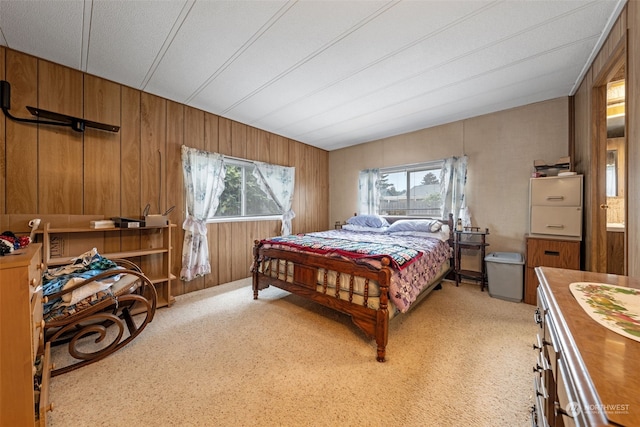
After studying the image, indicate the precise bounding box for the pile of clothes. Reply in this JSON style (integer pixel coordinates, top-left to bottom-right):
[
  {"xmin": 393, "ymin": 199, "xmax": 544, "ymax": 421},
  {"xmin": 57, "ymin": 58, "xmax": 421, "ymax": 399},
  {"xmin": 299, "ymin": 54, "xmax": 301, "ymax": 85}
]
[{"xmin": 0, "ymin": 231, "xmax": 31, "ymax": 255}]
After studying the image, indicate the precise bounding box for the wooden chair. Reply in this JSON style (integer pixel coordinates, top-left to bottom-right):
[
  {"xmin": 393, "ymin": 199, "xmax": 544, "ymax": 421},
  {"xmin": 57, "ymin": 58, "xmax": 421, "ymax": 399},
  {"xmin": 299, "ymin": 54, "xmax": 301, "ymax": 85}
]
[{"xmin": 43, "ymin": 258, "xmax": 157, "ymax": 376}]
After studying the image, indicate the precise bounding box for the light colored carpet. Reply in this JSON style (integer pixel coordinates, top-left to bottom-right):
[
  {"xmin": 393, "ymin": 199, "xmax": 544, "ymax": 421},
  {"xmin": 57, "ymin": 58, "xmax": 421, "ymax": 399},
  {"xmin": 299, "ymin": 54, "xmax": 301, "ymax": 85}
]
[{"xmin": 48, "ymin": 278, "xmax": 537, "ymax": 427}]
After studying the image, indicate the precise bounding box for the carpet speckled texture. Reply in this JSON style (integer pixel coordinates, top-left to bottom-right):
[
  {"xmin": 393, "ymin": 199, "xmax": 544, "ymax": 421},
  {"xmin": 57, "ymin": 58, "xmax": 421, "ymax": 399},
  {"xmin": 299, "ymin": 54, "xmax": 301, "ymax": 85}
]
[{"xmin": 48, "ymin": 279, "xmax": 537, "ymax": 426}]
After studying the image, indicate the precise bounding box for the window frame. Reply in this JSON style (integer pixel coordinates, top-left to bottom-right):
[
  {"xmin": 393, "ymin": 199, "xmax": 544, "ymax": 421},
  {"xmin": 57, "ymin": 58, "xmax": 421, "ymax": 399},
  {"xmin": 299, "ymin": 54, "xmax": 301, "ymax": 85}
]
[
  {"xmin": 377, "ymin": 160, "xmax": 444, "ymax": 217},
  {"xmin": 206, "ymin": 156, "xmax": 283, "ymax": 223}
]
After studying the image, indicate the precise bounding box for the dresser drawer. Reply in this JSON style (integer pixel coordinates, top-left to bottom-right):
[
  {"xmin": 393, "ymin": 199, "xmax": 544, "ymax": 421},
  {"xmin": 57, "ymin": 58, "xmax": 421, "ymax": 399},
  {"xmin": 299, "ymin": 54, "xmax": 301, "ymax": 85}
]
[
  {"xmin": 530, "ymin": 176, "xmax": 582, "ymax": 206},
  {"xmin": 527, "ymin": 238, "xmax": 580, "ymax": 268},
  {"xmin": 530, "ymin": 206, "xmax": 582, "ymax": 238}
]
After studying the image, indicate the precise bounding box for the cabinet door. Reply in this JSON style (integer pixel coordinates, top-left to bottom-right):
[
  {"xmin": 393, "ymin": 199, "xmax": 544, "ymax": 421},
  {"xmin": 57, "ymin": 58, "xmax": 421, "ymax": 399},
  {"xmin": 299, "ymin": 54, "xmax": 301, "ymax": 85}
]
[{"xmin": 530, "ymin": 176, "xmax": 582, "ymax": 206}]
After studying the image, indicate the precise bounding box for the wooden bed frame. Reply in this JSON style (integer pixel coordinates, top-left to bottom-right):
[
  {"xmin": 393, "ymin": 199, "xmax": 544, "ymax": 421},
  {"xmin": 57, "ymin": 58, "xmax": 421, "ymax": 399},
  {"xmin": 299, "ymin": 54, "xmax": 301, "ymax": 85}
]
[{"xmin": 252, "ymin": 213, "xmax": 454, "ymax": 362}]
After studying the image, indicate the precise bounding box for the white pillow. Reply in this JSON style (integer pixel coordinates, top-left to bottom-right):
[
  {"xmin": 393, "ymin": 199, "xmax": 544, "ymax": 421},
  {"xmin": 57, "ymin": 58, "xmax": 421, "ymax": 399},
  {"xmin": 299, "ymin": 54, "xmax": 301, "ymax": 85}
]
[
  {"xmin": 387, "ymin": 219, "xmax": 442, "ymax": 233},
  {"xmin": 345, "ymin": 214, "xmax": 390, "ymax": 228}
]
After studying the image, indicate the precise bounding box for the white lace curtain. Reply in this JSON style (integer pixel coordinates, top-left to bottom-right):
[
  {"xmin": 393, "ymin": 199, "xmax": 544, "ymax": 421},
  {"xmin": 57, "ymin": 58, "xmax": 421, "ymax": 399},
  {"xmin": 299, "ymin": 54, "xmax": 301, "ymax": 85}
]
[
  {"xmin": 440, "ymin": 156, "xmax": 468, "ymax": 223},
  {"xmin": 252, "ymin": 161, "xmax": 296, "ymax": 235},
  {"xmin": 357, "ymin": 168, "xmax": 380, "ymax": 215},
  {"xmin": 181, "ymin": 146, "xmax": 296, "ymax": 281},
  {"xmin": 180, "ymin": 145, "xmax": 225, "ymax": 281}
]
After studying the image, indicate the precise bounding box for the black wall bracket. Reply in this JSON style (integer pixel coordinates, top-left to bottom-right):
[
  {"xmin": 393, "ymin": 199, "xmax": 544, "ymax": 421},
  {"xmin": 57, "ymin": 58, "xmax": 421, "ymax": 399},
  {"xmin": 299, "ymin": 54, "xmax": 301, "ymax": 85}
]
[{"xmin": 0, "ymin": 80, "xmax": 120, "ymax": 133}]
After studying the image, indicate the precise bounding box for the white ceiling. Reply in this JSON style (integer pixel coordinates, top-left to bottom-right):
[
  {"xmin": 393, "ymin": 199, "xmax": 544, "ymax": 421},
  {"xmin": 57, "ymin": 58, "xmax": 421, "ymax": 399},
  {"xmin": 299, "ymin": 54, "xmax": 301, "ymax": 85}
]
[{"xmin": 0, "ymin": 0, "xmax": 626, "ymax": 151}]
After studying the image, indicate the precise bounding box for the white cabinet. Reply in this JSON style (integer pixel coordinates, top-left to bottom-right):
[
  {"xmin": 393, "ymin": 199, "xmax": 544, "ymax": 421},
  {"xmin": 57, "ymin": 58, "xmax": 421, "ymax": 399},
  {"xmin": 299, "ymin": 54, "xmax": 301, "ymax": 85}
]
[{"xmin": 529, "ymin": 175, "xmax": 583, "ymax": 238}]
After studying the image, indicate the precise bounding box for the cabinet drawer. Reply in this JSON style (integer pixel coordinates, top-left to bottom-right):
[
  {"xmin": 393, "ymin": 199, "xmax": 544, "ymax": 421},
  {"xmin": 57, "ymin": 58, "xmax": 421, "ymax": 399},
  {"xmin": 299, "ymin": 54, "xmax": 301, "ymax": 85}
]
[
  {"xmin": 530, "ymin": 206, "xmax": 582, "ymax": 238},
  {"xmin": 38, "ymin": 343, "xmax": 52, "ymax": 426},
  {"xmin": 527, "ymin": 239, "xmax": 580, "ymax": 269},
  {"xmin": 530, "ymin": 176, "xmax": 582, "ymax": 206},
  {"xmin": 556, "ymin": 359, "xmax": 580, "ymax": 427},
  {"xmin": 31, "ymin": 290, "xmax": 44, "ymax": 360},
  {"xmin": 28, "ymin": 253, "xmax": 44, "ymax": 285}
]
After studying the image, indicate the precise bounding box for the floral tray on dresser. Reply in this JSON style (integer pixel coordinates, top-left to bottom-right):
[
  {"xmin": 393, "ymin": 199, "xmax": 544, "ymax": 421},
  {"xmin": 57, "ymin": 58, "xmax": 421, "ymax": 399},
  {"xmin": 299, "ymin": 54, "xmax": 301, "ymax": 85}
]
[{"xmin": 570, "ymin": 282, "xmax": 640, "ymax": 342}]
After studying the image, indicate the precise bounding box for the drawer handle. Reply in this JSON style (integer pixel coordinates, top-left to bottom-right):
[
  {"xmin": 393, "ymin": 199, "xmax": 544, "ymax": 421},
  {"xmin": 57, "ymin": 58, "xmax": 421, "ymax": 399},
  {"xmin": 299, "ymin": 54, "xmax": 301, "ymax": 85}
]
[
  {"xmin": 534, "ymin": 308, "xmax": 543, "ymax": 325},
  {"xmin": 529, "ymin": 406, "xmax": 536, "ymax": 427},
  {"xmin": 546, "ymin": 196, "xmax": 565, "ymax": 201},
  {"xmin": 554, "ymin": 401, "xmax": 577, "ymax": 419},
  {"xmin": 545, "ymin": 224, "xmax": 565, "ymax": 229},
  {"xmin": 532, "ymin": 333, "xmax": 550, "ymax": 350},
  {"xmin": 30, "ymin": 278, "xmax": 38, "ymax": 286},
  {"xmin": 544, "ymin": 250, "xmax": 560, "ymax": 256}
]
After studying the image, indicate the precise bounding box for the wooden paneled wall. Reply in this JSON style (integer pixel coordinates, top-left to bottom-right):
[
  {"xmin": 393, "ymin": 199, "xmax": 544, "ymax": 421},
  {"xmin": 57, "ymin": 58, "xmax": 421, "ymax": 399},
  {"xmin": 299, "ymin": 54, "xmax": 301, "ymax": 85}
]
[{"xmin": 0, "ymin": 47, "xmax": 329, "ymax": 296}]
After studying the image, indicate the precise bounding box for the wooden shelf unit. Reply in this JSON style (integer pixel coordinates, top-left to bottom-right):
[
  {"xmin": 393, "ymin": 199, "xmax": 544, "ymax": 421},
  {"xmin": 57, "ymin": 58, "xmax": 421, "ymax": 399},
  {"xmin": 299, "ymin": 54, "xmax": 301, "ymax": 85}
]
[{"xmin": 39, "ymin": 222, "xmax": 176, "ymax": 308}]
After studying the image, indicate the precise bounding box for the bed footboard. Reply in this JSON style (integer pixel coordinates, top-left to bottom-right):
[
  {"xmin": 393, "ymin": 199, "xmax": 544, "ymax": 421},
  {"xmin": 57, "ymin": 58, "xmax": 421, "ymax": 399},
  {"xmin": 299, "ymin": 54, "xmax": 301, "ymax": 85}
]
[{"xmin": 252, "ymin": 241, "xmax": 392, "ymax": 362}]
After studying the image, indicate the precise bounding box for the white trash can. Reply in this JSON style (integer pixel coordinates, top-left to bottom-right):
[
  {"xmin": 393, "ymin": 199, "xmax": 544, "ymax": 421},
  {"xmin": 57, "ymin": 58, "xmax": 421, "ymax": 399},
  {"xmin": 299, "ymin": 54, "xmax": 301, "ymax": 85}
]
[{"xmin": 484, "ymin": 252, "xmax": 524, "ymax": 302}]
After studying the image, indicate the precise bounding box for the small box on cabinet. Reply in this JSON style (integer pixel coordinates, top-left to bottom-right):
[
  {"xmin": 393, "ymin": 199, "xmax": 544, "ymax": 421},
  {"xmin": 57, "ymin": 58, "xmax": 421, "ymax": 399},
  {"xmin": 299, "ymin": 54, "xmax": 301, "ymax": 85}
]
[{"xmin": 144, "ymin": 215, "xmax": 168, "ymax": 227}]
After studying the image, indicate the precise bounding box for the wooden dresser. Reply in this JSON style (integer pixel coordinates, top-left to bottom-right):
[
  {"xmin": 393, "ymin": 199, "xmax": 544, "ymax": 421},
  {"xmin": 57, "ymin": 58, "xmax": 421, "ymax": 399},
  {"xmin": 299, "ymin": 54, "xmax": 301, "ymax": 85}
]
[
  {"xmin": 0, "ymin": 244, "xmax": 52, "ymax": 426},
  {"xmin": 524, "ymin": 236, "xmax": 580, "ymax": 305},
  {"xmin": 533, "ymin": 267, "xmax": 640, "ymax": 426}
]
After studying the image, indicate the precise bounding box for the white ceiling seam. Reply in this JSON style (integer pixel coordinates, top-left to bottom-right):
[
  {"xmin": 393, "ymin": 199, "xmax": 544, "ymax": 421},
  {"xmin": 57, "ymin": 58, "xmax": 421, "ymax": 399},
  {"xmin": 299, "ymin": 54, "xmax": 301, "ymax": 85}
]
[
  {"xmin": 218, "ymin": 0, "xmax": 404, "ymax": 116},
  {"xmin": 140, "ymin": 0, "xmax": 196, "ymax": 91},
  {"xmin": 242, "ymin": 0, "xmax": 502, "ymax": 128},
  {"xmin": 291, "ymin": 44, "xmax": 588, "ymax": 145},
  {"xmin": 268, "ymin": 10, "xmax": 603, "ymax": 139},
  {"xmin": 569, "ymin": 0, "xmax": 627, "ymax": 95},
  {"xmin": 0, "ymin": 0, "xmax": 626, "ymax": 151},
  {"xmin": 241, "ymin": 0, "xmax": 601, "ymax": 135},
  {"xmin": 0, "ymin": 2, "xmax": 7, "ymax": 46},
  {"xmin": 184, "ymin": 0, "xmax": 297, "ymax": 105},
  {"xmin": 309, "ymin": 62, "xmax": 582, "ymax": 149},
  {"xmin": 80, "ymin": 0, "xmax": 92, "ymax": 72}
]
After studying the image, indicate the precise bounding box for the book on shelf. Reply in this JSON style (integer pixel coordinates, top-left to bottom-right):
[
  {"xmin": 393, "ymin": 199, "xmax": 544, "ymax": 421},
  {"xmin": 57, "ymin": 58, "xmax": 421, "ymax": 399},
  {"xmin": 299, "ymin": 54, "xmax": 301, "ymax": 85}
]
[{"xmin": 90, "ymin": 220, "xmax": 116, "ymax": 229}]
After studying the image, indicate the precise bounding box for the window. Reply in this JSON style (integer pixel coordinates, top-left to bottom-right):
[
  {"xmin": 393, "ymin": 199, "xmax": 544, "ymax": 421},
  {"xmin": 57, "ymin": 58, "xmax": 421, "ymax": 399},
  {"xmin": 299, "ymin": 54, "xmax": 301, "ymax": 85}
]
[
  {"xmin": 215, "ymin": 158, "xmax": 281, "ymax": 218},
  {"xmin": 378, "ymin": 161, "xmax": 443, "ymax": 217}
]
